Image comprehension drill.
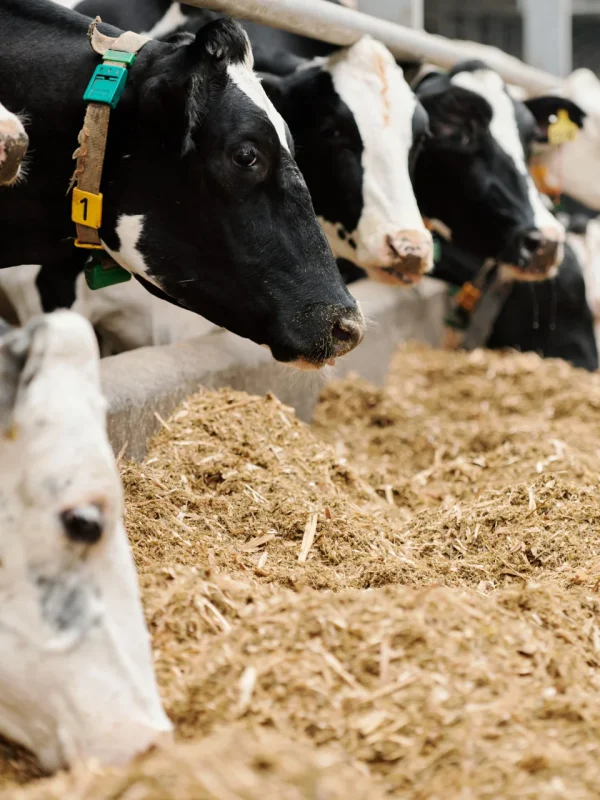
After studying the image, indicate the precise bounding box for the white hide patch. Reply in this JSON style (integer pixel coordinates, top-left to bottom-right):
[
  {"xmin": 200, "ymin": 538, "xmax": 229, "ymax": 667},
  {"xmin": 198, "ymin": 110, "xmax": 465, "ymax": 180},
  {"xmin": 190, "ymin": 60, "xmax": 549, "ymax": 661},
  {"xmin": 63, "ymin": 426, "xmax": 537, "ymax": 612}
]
[
  {"xmin": 102, "ymin": 214, "xmax": 163, "ymax": 289},
  {"xmin": 228, "ymin": 61, "xmax": 291, "ymax": 153},
  {"xmin": 145, "ymin": 2, "xmax": 187, "ymax": 38},
  {"xmin": 451, "ymin": 68, "xmax": 564, "ymax": 245},
  {"xmin": 324, "ymin": 37, "xmax": 431, "ymax": 269}
]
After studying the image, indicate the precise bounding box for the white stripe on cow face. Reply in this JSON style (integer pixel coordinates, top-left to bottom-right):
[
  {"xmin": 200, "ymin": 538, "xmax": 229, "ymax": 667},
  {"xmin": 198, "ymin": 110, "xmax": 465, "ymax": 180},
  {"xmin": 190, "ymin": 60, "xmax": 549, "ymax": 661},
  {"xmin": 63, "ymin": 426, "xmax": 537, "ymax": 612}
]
[
  {"xmin": 451, "ymin": 68, "xmax": 565, "ymax": 249},
  {"xmin": 324, "ymin": 37, "xmax": 432, "ymax": 275},
  {"xmin": 227, "ymin": 39, "xmax": 290, "ymax": 153}
]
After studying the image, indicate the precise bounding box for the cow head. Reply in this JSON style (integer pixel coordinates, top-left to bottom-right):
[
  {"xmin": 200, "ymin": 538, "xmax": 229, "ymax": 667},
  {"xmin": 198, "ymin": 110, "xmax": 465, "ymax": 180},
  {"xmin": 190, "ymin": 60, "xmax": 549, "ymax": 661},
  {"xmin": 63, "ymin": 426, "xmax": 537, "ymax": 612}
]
[
  {"xmin": 0, "ymin": 311, "xmax": 171, "ymax": 772},
  {"xmin": 525, "ymin": 69, "xmax": 596, "ymax": 211},
  {"xmin": 100, "ymin": 18, "xmax": 363, "ymax": 368},
  {"xmin": 0, "ymin": 102, "xmax": 28, "ymax": 186},
  {"xmin": 260, "ymin": 37, "xmax": 433, "ymax": 286},
  {"xmin": 414, "ymin": 61, "xmax": 566, "ymax": 282}
]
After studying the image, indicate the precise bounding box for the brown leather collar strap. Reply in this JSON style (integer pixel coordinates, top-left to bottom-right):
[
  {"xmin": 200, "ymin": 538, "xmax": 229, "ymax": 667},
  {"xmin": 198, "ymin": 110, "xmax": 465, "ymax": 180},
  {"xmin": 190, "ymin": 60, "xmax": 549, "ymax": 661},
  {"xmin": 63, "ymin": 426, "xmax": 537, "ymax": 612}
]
[{"xmin": 71, "ymin": 18, "xmax": 150, "ymax": 248}]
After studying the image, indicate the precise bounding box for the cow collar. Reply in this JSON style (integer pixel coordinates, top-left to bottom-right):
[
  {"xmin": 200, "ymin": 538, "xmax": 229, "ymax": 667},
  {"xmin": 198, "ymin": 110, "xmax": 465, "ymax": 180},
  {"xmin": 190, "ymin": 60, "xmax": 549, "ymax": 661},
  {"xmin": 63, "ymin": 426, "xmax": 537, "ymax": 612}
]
[
  {"xmin": 70, "ymin": 19, "xmax": 150, "ymax": 290},
  {"xmin": 444, "ymin": 260, "xmax": 513, "ymax": 352}
]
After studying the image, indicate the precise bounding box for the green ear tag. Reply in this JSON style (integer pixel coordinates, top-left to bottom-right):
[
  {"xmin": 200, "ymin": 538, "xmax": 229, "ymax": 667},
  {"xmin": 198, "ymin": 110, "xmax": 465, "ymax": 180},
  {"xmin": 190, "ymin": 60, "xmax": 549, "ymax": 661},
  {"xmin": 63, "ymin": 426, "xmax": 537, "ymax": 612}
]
[
  {"xmin": 433, "ymin": 236, "xmax": 442, "ymax": 265},
  {"xmin": 84, "ymin": 254, "xmax": 132, "ymax": 290}
]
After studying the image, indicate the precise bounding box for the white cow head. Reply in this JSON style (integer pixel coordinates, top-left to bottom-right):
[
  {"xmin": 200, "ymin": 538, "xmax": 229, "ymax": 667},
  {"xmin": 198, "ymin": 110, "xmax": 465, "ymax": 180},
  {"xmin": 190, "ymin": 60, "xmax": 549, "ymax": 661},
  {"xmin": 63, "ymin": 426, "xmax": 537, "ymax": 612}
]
[
  {"xmin": 0, "ymin": 311, "xmax": 171, "ymax": 772},
  {"xmin": 536, "ymin": 69, "xmax": 600, "ymax": 212}
]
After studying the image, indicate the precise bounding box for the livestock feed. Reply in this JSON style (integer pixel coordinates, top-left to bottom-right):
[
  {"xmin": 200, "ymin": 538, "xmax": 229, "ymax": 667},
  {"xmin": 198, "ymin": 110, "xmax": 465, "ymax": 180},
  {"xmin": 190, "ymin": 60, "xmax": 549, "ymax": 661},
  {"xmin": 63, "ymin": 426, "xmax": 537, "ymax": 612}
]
[{"xmin": 4, "ymin": 344, "xmax": 600, "ymax": 798}]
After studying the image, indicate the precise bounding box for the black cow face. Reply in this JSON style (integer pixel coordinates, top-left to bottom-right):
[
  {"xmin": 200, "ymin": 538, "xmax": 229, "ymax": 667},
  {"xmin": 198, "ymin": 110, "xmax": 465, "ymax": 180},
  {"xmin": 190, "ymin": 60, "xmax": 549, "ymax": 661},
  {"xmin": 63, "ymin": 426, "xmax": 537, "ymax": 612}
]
[
  {"xmin": 98, "ymin": 19, "xmax": 363, "ymax": 367},
  {"xmin": 414, "ymin": 61, "xmax": 567, "ymax": 282}
]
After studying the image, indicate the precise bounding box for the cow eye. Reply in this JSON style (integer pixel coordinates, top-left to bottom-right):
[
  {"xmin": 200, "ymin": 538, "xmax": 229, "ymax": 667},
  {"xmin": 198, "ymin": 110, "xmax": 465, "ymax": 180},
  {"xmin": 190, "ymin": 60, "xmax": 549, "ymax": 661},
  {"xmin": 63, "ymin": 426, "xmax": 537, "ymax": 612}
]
[{"xmin": 232, "ymin": 144, "xmax": 258, "ymax": 168}]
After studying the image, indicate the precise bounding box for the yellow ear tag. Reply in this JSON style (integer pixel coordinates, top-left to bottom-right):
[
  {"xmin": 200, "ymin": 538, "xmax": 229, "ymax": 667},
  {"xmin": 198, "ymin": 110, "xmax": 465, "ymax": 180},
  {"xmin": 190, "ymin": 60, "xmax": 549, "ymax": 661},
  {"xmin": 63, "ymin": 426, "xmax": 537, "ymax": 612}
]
[{"xmin": 548, "ymin": 109, "xmax": 579, "ymax": 146}]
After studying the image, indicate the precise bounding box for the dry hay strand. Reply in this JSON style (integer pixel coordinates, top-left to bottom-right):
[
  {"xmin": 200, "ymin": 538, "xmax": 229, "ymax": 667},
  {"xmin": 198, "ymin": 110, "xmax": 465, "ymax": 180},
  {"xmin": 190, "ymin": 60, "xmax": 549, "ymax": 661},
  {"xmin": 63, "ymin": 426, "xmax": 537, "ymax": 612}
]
[
  {"xmin": 122, "ymin": 388, "xmax": 426, "ymax": 593},
  {"xmin": 1, "ymin": 724, "xmax": 380, "ymax": 800},
  {"xmin": 166, "ymin": 582, "xmax": 600, "ymax": 799}
]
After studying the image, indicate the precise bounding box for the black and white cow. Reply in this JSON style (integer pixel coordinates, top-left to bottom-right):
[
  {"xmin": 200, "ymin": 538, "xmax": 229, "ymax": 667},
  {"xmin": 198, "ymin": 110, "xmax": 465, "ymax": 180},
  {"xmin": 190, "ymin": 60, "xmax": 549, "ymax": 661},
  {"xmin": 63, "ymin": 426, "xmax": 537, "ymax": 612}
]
[
  {"xmin": 0, "ymin": 0, "xmax": 364, "ymax": 369},
  {"xmin": 73, "ymin": 0, "xmax": 434, "ymax": 283},
  {"xmin": 413, "ymin": 62, "xmax": 571, "ymax": 281},
  {"xmin": 0, "ymin": 100, "xmax": 28, "ymax": 186},
  {"xmin": 431, "ymin": 233, "xmax": 598, "ymax": 372}
]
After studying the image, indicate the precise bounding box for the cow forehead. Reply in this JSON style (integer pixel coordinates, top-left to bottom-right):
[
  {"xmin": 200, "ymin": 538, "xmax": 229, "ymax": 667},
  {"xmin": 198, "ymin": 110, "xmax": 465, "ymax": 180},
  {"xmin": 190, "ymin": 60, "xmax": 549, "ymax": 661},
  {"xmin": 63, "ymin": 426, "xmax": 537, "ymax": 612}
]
[
  {"xmin": 227, "ymin": 62, "xmax": 290, "ymax": 152},
  {"xmin": 325, "ymin": 37, "xmax": 417, "ymax": 142},
  {"xmin": 451, "ymin": 68, "xmax": 527, "ymax": 174}
]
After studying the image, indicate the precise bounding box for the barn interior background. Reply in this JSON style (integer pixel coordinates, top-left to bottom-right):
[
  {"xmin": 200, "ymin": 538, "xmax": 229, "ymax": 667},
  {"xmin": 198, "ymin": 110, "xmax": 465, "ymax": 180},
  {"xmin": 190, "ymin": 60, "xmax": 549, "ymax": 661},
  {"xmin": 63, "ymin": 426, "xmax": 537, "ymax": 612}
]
[{"xmin": 359, "ymin": 0, "xmax": 600, "ymax": 77}]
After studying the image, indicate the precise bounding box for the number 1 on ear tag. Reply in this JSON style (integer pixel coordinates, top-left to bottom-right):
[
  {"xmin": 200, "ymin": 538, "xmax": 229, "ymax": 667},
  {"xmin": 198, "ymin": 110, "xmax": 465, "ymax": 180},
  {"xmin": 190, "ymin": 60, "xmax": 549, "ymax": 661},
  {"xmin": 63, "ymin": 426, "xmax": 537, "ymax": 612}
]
[{"xmin": 548, "ymin": 109, "xmax": 579, "ymax": 146}]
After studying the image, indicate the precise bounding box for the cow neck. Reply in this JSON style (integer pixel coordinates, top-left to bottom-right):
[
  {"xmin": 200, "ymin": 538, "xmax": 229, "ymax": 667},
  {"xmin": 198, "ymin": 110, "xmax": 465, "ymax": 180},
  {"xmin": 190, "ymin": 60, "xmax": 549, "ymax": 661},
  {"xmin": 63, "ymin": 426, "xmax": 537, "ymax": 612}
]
[
  {"xmin": 70, "ymin": 18, "xmax": 150, "ymax": 289},
  {"xmin": 444, "ymin": 260, "xmax": 512, "ymax": 352}
]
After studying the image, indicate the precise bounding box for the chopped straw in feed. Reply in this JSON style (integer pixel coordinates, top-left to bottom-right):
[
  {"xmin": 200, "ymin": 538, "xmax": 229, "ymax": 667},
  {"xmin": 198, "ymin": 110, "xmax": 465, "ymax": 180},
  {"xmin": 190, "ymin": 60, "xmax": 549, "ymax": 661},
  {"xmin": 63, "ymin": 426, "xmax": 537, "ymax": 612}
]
[{"xmin": 2, "ymin": 344, "xmax": 600, "ymax": 798}]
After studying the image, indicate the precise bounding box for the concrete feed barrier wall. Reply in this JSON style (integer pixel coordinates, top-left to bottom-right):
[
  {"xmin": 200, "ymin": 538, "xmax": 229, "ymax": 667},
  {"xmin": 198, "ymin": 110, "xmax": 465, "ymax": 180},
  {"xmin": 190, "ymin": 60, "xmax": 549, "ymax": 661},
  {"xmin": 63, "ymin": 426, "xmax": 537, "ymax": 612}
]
[{"xmin": 101, "ymin": 278, "xmax": 447, "ymax": 460}]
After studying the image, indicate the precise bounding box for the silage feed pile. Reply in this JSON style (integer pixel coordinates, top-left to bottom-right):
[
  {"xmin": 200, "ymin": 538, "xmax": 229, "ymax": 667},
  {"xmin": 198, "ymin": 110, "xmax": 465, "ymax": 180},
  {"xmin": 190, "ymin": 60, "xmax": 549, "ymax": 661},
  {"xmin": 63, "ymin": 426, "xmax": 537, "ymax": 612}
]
[{"xmin": 3, "ymin": 344, "xmax": 600, "ymax": 799}]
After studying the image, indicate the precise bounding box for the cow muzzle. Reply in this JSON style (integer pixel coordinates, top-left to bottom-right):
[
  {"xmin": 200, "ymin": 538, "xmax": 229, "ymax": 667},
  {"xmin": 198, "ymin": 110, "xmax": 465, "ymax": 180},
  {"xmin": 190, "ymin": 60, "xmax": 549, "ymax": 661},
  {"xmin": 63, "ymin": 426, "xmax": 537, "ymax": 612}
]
[
  {"xmin": 365, "ymin": 229, "xmax": 433, "ymax": 286},
  {"xmin": 279, "ymin": 303, "xmax": 365, "ymax": 369},
  {"xmin": 0, "ymin": 121, "xmax": 28, "ymax": 187},
  {"xmin": 501, "ymin": 227, "xmax": 564, "ymax": 282}
]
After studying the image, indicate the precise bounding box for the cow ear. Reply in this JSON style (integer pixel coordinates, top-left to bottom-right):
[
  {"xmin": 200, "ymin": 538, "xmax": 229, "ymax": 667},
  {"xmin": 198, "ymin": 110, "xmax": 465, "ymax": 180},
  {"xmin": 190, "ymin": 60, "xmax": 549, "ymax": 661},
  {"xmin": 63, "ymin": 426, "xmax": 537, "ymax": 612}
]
[
  {"xmin": 139, "ymin": 40, "xmax": 206, "ymax": 137},
  {"xmin": 184, "ymin": 17, "xmax": 252, "ymax": 67},
  {"xmin": 420, "ymin": 85, "xmax": 492, "ymax": 151},
  {"xmin": 523, "ymin": 97, "xmax": 586, "ymax": 142}
]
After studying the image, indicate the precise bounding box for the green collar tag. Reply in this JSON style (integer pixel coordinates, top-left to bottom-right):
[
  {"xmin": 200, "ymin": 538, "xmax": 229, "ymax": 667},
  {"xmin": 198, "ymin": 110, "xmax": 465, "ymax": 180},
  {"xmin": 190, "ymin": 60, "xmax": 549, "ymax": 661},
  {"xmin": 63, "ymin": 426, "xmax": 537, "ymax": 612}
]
[{"xmin": 84, "ymin": 254, "xmax": 132, "ymax": 291}]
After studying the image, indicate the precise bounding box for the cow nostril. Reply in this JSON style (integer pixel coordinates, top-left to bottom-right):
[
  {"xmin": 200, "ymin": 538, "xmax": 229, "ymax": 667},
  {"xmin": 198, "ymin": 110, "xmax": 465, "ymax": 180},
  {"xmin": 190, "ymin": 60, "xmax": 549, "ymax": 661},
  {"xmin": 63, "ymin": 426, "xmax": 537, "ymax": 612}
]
[
  {"xmin": 61, "ymin": 505, "xmax": 104, "ymax": 544},
  {"xmin": 522, "ymin": 230, "xmax": 544, "ymax": 255},
  {"xmin": 332, "ymin": 323, "xmax": 353, "ymax": 343},
  {"xmin": 330, "ymin": 316, "xmax": 364, "ymax": 356}
]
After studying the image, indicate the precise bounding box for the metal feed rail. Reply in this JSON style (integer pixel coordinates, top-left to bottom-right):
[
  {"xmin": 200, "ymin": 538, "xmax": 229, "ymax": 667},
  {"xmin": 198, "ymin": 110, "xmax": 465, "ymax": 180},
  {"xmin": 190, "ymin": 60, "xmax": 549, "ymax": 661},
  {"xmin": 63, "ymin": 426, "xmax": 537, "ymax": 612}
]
[{"xmin": 178, "ymin": 0, "xmax": 564, "ymax": 94}]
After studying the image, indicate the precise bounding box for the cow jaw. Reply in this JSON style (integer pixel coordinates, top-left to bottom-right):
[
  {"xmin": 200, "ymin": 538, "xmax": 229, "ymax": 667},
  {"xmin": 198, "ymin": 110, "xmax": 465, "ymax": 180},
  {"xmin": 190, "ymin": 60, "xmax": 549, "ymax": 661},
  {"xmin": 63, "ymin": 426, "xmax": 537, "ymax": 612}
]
[
  {"xmin": 0, "ymin": 311, "xmax": 171, "ymax": 772},
  {"xmin": 324, "ymin": 37, "xmax": 433, "ymax": 282}
]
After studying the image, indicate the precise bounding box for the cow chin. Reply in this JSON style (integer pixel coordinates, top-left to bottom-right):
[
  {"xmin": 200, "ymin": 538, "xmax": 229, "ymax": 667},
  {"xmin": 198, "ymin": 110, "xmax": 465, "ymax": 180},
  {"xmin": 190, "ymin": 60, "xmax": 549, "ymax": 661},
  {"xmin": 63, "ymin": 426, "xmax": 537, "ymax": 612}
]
[
  {"xmin": 499, "ymin": 259, "xmax": 561, "ymax": 283},
  {"xmin": 356, "ymin": 229, "xmax": 434, "ymax": 286},
  {"xmin": 364, "ymin": 265, "xmax": 425, "ymax": 286},
  {"xmin": 281, "ymin": 356, "xmax": 337, "ymax": 370}
]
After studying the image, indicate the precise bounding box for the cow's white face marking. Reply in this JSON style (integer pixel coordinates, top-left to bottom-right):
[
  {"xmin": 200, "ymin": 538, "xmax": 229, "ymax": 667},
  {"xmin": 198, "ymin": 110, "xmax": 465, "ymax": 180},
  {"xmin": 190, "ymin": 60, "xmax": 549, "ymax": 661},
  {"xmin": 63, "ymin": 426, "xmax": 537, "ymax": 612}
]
[
  {"xmin": 227, "ymin": 44, "xmax": 291, "ymax": 152},
  {"xmin": 145, "ymin": 1, "xmax": 187, "ymax": 38},
  {"xmin": 0, "ymin": 311, "xmax": 171, "ymax": 772},
  {"xmin": 102, "ymin": 213, "xmax": 163, "ymax": 289},
  {"xmin": 323, "ymin": 37, "xmax": 432, "ymax": 272},
  {"xmin": 451, "ymin": 68, "xmax": 565, "ymax": 248}
]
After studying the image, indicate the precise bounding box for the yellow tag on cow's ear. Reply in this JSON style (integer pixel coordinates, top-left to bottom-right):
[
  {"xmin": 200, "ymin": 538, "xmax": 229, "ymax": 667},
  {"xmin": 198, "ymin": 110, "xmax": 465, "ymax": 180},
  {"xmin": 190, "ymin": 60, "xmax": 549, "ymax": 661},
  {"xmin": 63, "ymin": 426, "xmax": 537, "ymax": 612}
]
[{"xmin": 548, "ymin": 109, "xmax": 580, "ymax": 146}]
